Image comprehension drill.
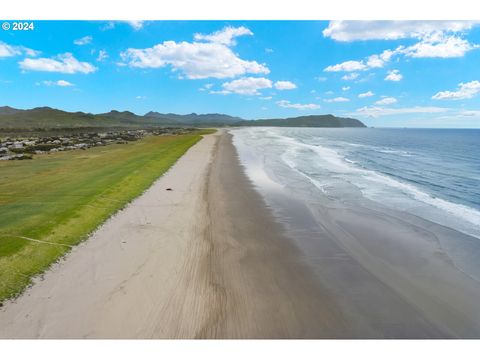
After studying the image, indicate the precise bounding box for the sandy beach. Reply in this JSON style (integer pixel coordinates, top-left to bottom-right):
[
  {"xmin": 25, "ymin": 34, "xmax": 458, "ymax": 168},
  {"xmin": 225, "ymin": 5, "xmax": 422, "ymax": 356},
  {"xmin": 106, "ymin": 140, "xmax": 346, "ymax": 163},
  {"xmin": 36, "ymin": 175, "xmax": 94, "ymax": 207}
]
[
  {"xmin": 0, "ymin": 130, "xmax": 346, "ymax": 338},
  {"xmin": 1, "ymin": 130, "xmax": 479, "ymax": 338}
]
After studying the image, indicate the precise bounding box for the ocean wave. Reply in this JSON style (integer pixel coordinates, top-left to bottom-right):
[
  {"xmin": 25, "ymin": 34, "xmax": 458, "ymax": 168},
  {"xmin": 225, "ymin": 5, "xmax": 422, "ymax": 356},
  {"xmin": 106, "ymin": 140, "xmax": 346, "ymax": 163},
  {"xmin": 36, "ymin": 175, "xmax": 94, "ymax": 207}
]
[
  {"xmin": 262, "ymin": 129, "xmax": 480, "ymax": 232},
  {"xmin": 363, "ymin": 167, "xmax": 480, "ymax": 227},
  {"xmin": 281, "ymin": 146, "xmax": 329, "ymax": 194},
  {"xmin": 377, "ymin": 148, "xmax": 412, "ymax": 156}
]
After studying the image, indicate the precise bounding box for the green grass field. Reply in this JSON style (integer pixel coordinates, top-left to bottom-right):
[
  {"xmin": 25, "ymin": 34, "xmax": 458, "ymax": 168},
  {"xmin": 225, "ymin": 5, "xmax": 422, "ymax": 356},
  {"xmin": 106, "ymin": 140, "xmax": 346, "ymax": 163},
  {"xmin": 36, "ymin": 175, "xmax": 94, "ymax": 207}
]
[{"xmin": 0, "ymin": 130, "xmax": 213, "ymax": 303}]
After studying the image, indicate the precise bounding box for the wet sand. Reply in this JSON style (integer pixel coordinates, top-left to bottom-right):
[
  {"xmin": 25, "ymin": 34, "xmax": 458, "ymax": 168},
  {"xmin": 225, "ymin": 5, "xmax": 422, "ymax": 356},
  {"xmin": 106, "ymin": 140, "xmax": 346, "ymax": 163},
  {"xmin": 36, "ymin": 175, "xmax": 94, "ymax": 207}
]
[
  {"xmin": 232, "ymin": 128, "xmax": 480, "ymax": 338},
  {"xmin": 0, "ymin": 130, "xmax": 478, "ymax": 338}
]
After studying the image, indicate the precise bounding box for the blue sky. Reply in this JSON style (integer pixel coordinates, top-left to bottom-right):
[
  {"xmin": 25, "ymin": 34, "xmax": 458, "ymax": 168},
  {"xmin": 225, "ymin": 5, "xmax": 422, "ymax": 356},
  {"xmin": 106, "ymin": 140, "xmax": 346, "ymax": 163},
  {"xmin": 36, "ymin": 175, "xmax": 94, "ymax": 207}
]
[{"xmin": 1, "ymin": 20, "xmax": 480, "ymax": 127}]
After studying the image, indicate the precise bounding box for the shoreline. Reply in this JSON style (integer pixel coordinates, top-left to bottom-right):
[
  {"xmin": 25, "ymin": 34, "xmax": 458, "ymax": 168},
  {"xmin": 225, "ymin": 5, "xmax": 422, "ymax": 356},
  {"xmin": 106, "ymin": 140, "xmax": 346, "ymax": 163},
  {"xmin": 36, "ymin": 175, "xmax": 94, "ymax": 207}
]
[
  {"xmin": 1, "ymin": 129, "xmax": 478, "ymax": 338},
  {"xmin": 232, "ymin": 127, "xmax": 480, "ymax": 338},
  {"xmin": 199, "ymin": 131, "xmax": 350, "ymax": 338}
]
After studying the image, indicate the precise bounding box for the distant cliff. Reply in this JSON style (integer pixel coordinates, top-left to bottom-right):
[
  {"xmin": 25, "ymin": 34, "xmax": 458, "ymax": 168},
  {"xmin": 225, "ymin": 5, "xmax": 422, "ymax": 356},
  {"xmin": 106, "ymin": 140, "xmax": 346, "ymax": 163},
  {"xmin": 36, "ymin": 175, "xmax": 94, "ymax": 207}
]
[{"xmin": 235, "ymin": 115, "xmax": 366, "ymax": 128}]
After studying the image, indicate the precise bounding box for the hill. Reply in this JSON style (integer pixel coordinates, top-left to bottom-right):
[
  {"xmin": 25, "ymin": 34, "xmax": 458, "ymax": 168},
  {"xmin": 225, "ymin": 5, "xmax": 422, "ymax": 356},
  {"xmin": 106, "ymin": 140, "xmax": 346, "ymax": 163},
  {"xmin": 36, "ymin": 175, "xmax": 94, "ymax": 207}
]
[
  {"xmin": 0, "ymin": 107, "xmax": 122, "ymax": 129},
  {"xmin": 235, "ymin": 115, "xmax": 366, "ymax": 128},
  {"xmin": 0, "ymin": 107, "xmax": 181, "ymax": 130},
  {"xmin": 0, "ymin": 106, "xmax": 24, "ymax": 116},
  {"xmin": 145, "ymin": 112, "xmax": 243, "ymax": 126}
]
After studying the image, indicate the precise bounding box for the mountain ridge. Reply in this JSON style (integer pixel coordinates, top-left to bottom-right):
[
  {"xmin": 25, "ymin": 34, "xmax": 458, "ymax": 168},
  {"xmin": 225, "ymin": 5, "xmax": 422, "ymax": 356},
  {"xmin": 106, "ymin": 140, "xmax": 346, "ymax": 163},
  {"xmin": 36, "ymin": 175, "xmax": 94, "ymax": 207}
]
[{"xmin": 0, "ymin": 106, "xmax": 366, "ymax": 130}]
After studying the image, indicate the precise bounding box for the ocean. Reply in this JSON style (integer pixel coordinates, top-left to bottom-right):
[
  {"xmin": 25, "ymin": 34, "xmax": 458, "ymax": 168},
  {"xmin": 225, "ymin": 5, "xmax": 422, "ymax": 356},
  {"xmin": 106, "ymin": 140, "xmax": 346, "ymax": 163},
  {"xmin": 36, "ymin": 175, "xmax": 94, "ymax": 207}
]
[{"xmin": 232, "ymin": 127, "xmax": 480, "ymax": 240}]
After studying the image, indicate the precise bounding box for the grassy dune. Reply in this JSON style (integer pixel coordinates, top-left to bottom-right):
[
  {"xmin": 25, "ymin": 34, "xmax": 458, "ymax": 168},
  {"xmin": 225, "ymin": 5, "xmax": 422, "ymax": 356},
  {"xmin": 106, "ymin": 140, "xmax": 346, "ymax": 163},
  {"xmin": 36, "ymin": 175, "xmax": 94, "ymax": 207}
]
[{"xmin": 0, "ymin": 130, "xmax": 213, "ymax": 302}]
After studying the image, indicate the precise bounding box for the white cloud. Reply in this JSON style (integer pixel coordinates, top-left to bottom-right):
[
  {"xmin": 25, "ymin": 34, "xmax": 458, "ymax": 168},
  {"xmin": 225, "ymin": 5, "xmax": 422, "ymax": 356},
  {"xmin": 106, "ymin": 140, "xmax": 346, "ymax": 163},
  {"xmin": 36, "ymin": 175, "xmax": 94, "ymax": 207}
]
[
  {"xmin": 24, "ymin": 48, "xmax": 41, "ymax": 57},
  {"xmin": 323, "ymin": 21, "xmax": 480, "ymax": 42},
  {"xmin": 199, "ymin": 83, "xmax": 214, "ymax": 91},
  {"xmin": 375, "ymin": 97, "xmax": 397, "ymax": 105},
  {"xmin": 460, "ymin": 110, "xmax": 480, "ymax": 116},
  {"xmin": 358, "ymin": 91, "xmax": 374, "ymax": 98},
  {"xmin": 324, "ymin": 60, "xmax": 366, "ymax": 72},
  {"xmin": 265, "ymin": 48, "xmax": 274, "ymax": 53},
  {"xmin": 209, "ymin": 90, "xmax": 231, "ymax": 95},
  {"xmin": 385, "ymin": 69, "xmax": 403, "ymax": 81},
  {"xmin": 325, "ymin": 37, "xmax": 477, "ymax": 81},
  {"xmin": 97, "ymin": 50, "xmax": 108, "ymax": 61},
  {"xmin": 220, "ymin": 77, "xmax": 272, "ymax": 95},
  {"xmin": 125, "ymin": 21, "xmax": 145, "ymax": 30},
  {"xmin": 274, "ymin": 80, "xmax": 297, "ymax": 90},
  {"xmin": 101, "ymin": 22, "xmax": 115, "ymax": 31},
  {"xmin": 194, "ymin": 26, "xmax": 253, "ymax": 46},
  {"xmin": 57, "ymin": 80, "xmax": 73, "ymax": 87},
  {"xmin": 19, "ymin": 53, "xmax": 97, "ymax": 74},
  {"xmin": 432, "ymin": 80, "xmax": 480, "ymax": 100},
  {"xmin": 260, "ymin": 96, "xmax": 272, "ymax": 100},
  {"xmin": 403, "ymin": 35, "xmax": 477, "ymax": 58},
  {"xmin": 324, "ymin": 97, "xmax": 350, "ymax": 103},
  {"xmin": 0, "ymin": 42, "xmax": 21, "ymax": 57},
  {"xmin": 41, "ymin": 80, "xmax": 74, "ymax": 87},
  {"xmin": 342, "ymin": 86, "xmax": 350, "ymax": 91},
  {"xmin": 277, "ymin": 100, "xmax": 320, "ymax": 110},
  {"xmin": 323, "ymin": 22, "xmax": 479, "ymax": 80},
  {"xmin": 366, "ymin": 49, "xmax": 397, "ymax": 68},
  {"xmin": 326, "ymin": 48, "xmax": 402, "ymax": 76},
  {"xmin": 101, "ymin": 21, "xmax": 146, "ymax": 31},
  {"xmin": 74, "ymin": 36, "xmax": 92, "ymax": 46},
  {"xmin": 121, "ymin": 39, "xmax": 269, "ymax": 79},
  {"xmin": 135, "ymin": 95, "xmax": 146, "ymax": 99},
  {"xmin": 316, "ymin": 76, "xmax": 327, "ymax": 82},
  {"xmin": 342, "ymin": 72, "xmax": 359, "ymax": 81},
  {"xmin": 0, "ymin": 41, "xmax": 39, "ymax": 58},
  {"xmin": 354, "ymin": 106, "xmax": 448, "ymax": 118}
]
